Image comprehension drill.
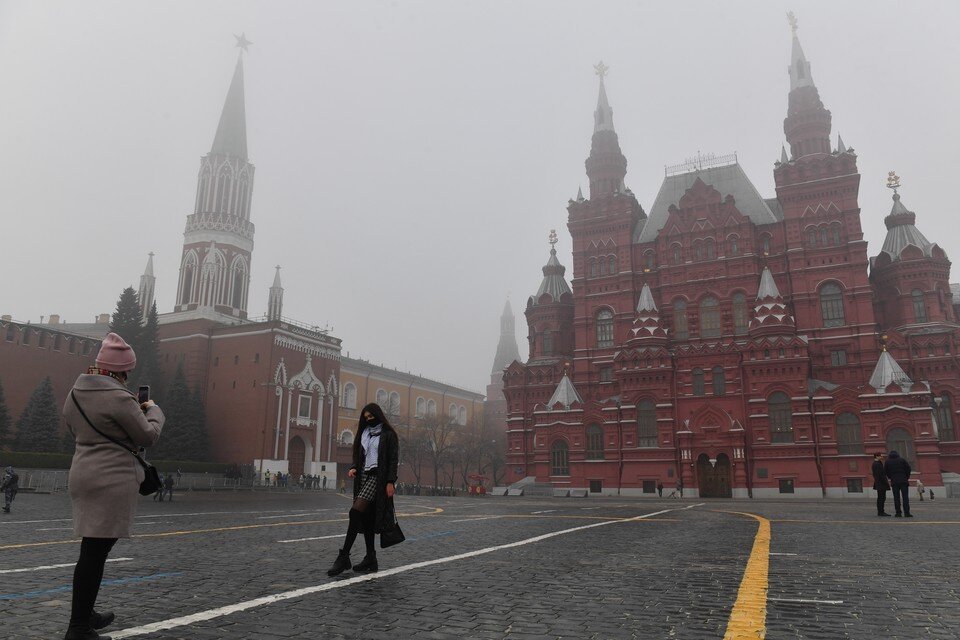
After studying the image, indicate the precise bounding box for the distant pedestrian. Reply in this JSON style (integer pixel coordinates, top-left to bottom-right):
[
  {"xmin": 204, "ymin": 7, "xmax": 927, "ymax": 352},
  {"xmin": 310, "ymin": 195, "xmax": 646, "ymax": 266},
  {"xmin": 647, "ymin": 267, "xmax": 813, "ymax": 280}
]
[
  {"xmin": 871, "ymin": 452, "xmax": 891, "ymax": 516},
  {"xmin": 339, "ymin": 478, "xmax": 346, "ymax": 494},
  {"xmin": 153, "ymin": 473, "xmax": 165, "ymax": 502},
  {"xmin": 62, "ymin": 332, "xmax": 165, "ymax": 639},
  {"xmin": 322, "ymin": 475, "xmax": 328, "ymax": 491},
  {"xmin": 327, "ymin": 403, "xmax": 400, "ymax": 577},
  {"xmin": 1, "ymin": 466, "xmax": 19, "ymax": 513},
  {"xmin": 884, "ymin": 450, "xmax": 912, "ymax": 518},
  {"xmin": 657, "ymin": 482, "xmax": 664, "ymax": 498},
  {"xmin": 162, "ymin": 474, "xmax": 175, "ymax": 502},
  {"xmin": 676, "ymin": 479, "xmax": 684, "ymax": 499},
  {"xmin": 176, "ymin": 468, "xmax": 182, "ymax": 487},
  {"xmin": 917, "ymin": 477, "xmax": 925, "ymax": 502}
]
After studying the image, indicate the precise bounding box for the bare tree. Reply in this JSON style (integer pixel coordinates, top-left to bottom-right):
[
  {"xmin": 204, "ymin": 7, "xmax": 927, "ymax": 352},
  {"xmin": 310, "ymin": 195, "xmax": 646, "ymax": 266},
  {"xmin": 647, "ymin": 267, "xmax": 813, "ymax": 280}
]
[
  {"xmin": 420, "ymin": 411, "xmax": 458, "ymax": 487},
  {"xmin": 397, "ymin": 423, "xmax": 428, "ymax": 486}
]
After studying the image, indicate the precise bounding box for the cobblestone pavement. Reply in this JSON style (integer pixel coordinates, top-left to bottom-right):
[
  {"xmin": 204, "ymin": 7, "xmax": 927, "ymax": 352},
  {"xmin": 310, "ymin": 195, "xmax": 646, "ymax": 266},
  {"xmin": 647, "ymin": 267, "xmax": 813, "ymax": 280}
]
[{"xmin": 1, "ymin": 490, "xmax": 958, "ymax": 639}]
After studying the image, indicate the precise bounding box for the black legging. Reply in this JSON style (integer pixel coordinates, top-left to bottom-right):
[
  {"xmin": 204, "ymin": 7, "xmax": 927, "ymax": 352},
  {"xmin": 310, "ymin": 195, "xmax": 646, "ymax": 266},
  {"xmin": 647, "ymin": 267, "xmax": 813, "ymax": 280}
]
[
  {"xmin": 342, "ymin": 498, "xmax": 376, "ymax": 556},
  {"xmin": 69, "ymin": 537, "xmax": 117, "ymax": 628}
]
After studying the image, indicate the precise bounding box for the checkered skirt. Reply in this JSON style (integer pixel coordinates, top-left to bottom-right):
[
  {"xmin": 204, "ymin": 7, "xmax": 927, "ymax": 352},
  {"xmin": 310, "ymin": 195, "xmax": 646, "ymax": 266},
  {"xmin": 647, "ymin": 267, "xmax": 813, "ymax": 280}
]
[{"xmin": 355, "ymin": 472, "xmax": 378, "ymax": 501}]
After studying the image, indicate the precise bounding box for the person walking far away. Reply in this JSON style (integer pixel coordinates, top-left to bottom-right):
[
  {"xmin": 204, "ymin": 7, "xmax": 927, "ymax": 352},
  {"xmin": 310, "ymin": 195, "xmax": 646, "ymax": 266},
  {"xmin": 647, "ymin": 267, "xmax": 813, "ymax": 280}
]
[
  {"xmin": 163, "ymin": 473, "xmax": 175, "ymax": 502},
  {"xmin": 322, "ymin": 475, "xmax": 328, "ymax": 491},
  {"xmin": 872, "ymin": 452, "xmax": 891, "ymax": 516},
  {"xmin": 327, "ymin": 402, "xmax": 399, "ymax": 577},
  {"xmin": 1, "ymin": 465, "xmax": 19, "ymax": 513},
  {"xmin": 916, "ymin": 477, "xmax": 925, "ymax": 502},
  {"xmin": 657, "ymin": 481, "xmax": 664, "ymax": 498},
  {"xmin": 884, "ymin": 450, "xmax": 912, "ymax": 518},
  {"xmin": 153, "ymin": 473, "xmax": 165, "ymax": 502},
  {"xmin": 62, "ymin": 332, "xmax": 165, "ymax": 640}
]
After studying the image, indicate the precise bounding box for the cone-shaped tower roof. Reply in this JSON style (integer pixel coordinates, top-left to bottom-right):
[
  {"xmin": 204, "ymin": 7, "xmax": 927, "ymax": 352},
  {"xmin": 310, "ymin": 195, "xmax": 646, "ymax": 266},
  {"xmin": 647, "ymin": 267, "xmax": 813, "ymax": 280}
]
[
  {"xmin": 879, "ymin": 183, "xmax": 940, "ymax": 262},
  {"xmin": 211, "ymin": 55, "xmax": 248, "ymax": 160},
  {"xmin": 547, "ymin": 372, "xmax": 582, "ymax": 410},
  {"xmin": 532, "ymin": 231, "xmax": 573, "ymax": 305},
  {"xmin": 788, "ymin": 29, "xmax": 815, "ymax": 90},
  {"xmin": 272, "ymin": 264, "xmax": 282, "ymax": 288},
  {"xmin": 750, "ymin": 267, "xmax": 795, "ymax": 335},
  {"xmin": 143, "ymin": 252, "xmax": 155, "ymax": 278},
  {"xmin": 594, "ymin": 70, "xmax": 615, "ymax": 133},
  {"xmin": 629, "ymin": 283, "xmax": 668, "ymax": 343},
  {"xmin": 492, "ymin": 298, "xmax": 521, "ymax": 374},
  {"xmin": 869, "ymin": 349, "xmax": 913, "ymax": 393}
]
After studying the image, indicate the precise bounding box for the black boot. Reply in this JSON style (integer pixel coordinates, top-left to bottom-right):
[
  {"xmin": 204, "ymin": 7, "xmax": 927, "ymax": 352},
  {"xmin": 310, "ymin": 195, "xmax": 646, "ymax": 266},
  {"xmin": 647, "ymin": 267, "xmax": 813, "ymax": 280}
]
[
  {"xmin": 326, "ymin": 549, "xmax": 352, "ymax": 577},
  {"xmin": 64, "ymin": 625, "xmax": 112, "ymax": 640},
  {"xmin": 90, "ymin": 611, "xmax": 115, "ymax": 630},
  {"xmin": 352, "ymin": 553, "xmax": 378, "ymax": 573}
]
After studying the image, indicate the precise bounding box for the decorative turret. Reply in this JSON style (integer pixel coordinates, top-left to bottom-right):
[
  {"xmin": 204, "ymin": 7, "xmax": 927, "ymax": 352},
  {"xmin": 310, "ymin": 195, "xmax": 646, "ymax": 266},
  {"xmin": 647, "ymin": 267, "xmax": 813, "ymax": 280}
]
[
  {"xmin": 879, "ymin": 174, "xmax": 938, "ymax": 262},
  {"xmin": 526, "ymin": 230, "xmax": 575, "ymax": 362},
  {"xmin": 491, "ymin": 299, "xmax": 522, "ymax": 376},
  {"xmin": 267, "ymin": 265, "xmax": 283, "ymax": 321},
  {"xmin": 585, "ymin": 62, "xmax": 628, "ymax": 199},
  {"xmin": 547, "ymin": 372, "xmax": 582, "ymax": 410},
  {"xmin": 629, "ymin": 283, "xmax": 668, "ymax": 343},
  {"xmin": 137, "ymin": 252, "xmax": 156, "ymax": 321},
  {"xmin": 869, "ymin": 347, "xmax": 913, "ymax": 394},
  {"xmin": 749, "ymin": 267, "xmax": 796, "ymax": 335},
  {"xmin": 783, "ymin": 13, "xmax": 832, "ymax": 159}
]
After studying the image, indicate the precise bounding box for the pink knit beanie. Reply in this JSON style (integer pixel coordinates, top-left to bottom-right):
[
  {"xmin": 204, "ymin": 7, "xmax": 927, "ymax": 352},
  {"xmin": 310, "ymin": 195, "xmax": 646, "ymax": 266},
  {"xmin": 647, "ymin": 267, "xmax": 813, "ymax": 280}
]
[{"xmin": 96, "ymin": 332, "xmax": 137, "ymax": 372}]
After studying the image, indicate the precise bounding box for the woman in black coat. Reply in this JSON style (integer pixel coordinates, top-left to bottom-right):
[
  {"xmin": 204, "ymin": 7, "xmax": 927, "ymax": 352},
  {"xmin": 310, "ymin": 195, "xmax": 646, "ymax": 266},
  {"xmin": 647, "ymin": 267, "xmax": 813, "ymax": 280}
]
[{"xmin": 327, "ymin": 402, "xmax": 399, "ymax": 576}]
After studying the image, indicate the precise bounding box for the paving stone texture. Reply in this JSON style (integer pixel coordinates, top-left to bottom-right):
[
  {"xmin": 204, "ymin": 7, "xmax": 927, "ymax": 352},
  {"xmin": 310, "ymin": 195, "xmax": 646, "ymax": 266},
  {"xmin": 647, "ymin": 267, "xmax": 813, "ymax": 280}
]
[{"xmin": 1, "ymin": 490, "xmax": 957, "ymax": 639}]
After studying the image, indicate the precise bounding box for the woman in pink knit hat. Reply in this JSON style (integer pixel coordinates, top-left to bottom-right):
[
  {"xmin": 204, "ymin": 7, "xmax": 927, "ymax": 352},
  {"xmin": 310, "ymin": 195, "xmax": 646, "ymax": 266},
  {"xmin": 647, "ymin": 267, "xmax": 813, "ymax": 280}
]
[{"xmin": 61, "ymin": 332, "xmax": 165, "ymax": 640}]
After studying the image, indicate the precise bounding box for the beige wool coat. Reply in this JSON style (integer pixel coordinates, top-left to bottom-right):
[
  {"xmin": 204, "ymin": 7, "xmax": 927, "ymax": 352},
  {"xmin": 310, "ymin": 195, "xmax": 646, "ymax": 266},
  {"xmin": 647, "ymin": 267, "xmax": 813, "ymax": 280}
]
[{"xmin": 63, "ymin": 373, "xmax": 164, "ymax": 538}]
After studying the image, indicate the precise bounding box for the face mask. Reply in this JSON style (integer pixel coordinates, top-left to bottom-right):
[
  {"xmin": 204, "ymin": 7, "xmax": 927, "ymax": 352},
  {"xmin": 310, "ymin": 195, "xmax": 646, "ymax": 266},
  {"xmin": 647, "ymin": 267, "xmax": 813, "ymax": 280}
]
[{"xmin": 365, "ymin": 416, "xmax": 378, "ymax": 425}]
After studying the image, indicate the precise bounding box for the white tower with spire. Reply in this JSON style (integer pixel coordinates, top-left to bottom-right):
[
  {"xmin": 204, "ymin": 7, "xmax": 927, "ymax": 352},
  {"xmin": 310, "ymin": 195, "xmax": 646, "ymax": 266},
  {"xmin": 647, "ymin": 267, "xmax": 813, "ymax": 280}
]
[
  {"xmin": 137, "ymin": 252, "xmax": 156, "ymax": 320},
  {"xmin": 267, "ymin": 265, "xmax": 284, "ymax": 321}
]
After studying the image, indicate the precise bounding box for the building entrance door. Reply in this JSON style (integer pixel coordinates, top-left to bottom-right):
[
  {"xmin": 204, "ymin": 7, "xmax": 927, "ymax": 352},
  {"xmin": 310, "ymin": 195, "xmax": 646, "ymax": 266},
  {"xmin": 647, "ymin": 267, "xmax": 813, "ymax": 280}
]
[
  {"xmin": 288, "ymin": 436, "xmax": 306, "ymax": 478},
  {"xmin": 697, "ymin": 453, "xmax": 732, "ymax": 498}
]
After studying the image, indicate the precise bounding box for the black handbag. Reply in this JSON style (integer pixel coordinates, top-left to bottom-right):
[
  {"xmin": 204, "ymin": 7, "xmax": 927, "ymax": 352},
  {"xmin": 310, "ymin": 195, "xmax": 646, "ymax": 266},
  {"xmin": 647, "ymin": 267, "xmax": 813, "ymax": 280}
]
[
  {"xmin": 380, "ymin": 498, "xmax": 406, "ymax": 548},
  {"xmin": 70, "ymin": 391, "xmax": 162, "ymax": 496}
]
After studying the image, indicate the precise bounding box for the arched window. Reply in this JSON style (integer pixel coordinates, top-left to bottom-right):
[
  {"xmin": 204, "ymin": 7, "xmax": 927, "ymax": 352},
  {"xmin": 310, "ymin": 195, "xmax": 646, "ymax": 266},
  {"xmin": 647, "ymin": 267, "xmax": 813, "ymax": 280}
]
[
  {"xmin": 427, "ymin": 399, "xmax": 437, "ymax": 416},
  {"xmin": 694, "ymin": 241, "xmax": 703, "ymax": 262},
  {"xmin": 237, "ymin": 177, "xmax": 249, "ymax": 218},
  {"xmin": 609, "ymin": 256, "xmax": 616, "ymax": 275},
  {"xmin": 820, "ymin": 283, "xmax": 846, "ymax": 327},
  {"xmin": 673, "ymin": 300, "xmax": 688, "ymax": 340},
  {"xmin": 832, "ymin": 225, "xmax": 841, "ymax": 246},
  {"xmin": 339, "ymin": 430, "xmax": 354, "ymax": 446},
  {"xmin": 769, "ymin": 392, "xmax": 793, "ymax": 443},
  {"xmin": 376, "ymin": 389, "xmax": 388, "ymax": 407},
  {"xmin": 886, "ymin": 427, "xmax": 916, "ymax": 467},
  {"xmin": 342, "ymin": 383, "xmax": 358, "ymax": 410},
  {"xmin": 216, "ymin": 169, "xmax": 232, "ymax": 213},
  {"xmin": 729, "ymin": 236, "xmax": 739, "ymax": 256},
  {"xmin": 705, "ymin": 238, "xmax": 716, "ymax": 260},
  {"xmin": 637, "ymin": 400, "xmax": 657, "ymax": 447},
  {"xmin": 692, "ymin": 368, "xmax": 705, "ymax": 396},
  {"xmin": 834, "ymin": 412, "xmax": 861, "ymax": 454},
  {"xmin": 820, "ymin": 227, "xmax": 829, "ymax": 246},
  {"xmin": 761, "ymin": 235, "xmax": 771, "ymax": 254},
  {"xmin": 585, "ymin": 425, "xmax": 604, "ymax": 459},
  {"xmin": 912, "ymin": 289, "xmax": 927, "ymax": 323},
  {"xmin": 935, "ymin": 394, "xmax": 955, "ymax": 441},
  {"xmin": 542, "ymin": 329, "xmax": 553, "ymax": 356},
  {"xmin": 645, "ymin": 251, "xmax": 655, "ymax": 269},
  {"xmin": 180, "ymin": 253, "xmax": 198, "ymax": 306},
  {"xmin": 732, "ymin": 292, "xmax": 748, "ymax": 335},
  {"xmin": 699, "ymin": 297, "xmax": 721, "ymax": 338},
  {"xmin": 596, "ymin": 310, "xmax": 614, "ymax": 348},
  {"xmin": 671, "ymin": 244, "xmax": 682, "ymax": 265},
  {"xmin": 599, "ymin": 259, "xmax": 607, "ymax": 276},
  {"xmin": 589, "ymin": 259, "xmax": 597, "ymax": 278},
  {"xmin": 449, "ymin": 403, "xmax": 458, "ymax": 420},
  {"xmin": 712, "ymin": 366, "xmax": 725, "ymax": 396},
  {"xmin": 416, "ymin": 396, "xmax": 426, "ymax": 418},
  {"xmin": 551, "ymin": 440, "xmax": 570, "ymax": 475},
  {"xmin": 389, "ymin": 391, "xmax": 401, "ymax": 416},
  {"xmin": 807, "ymin": 227, "xmax": 817, "ymax": 246}
]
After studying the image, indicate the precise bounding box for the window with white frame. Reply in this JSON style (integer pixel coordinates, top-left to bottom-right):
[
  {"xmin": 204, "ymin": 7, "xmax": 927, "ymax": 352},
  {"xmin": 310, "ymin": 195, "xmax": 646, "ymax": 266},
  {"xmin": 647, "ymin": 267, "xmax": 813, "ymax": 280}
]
[
  {"xmin": 389, "ymin": 391, "xmax": 401, "ymax": 416},
  {"xmin": 416, "ymin": 397, "xmax": 426, "ymax": 417},
  {"xmin": 376, "ymin": 388, "xmax": 388, "ymax": 407},
  {"xmin": 298, "ymin": 395, "xmax": 311, "ymax": 420},
  {"xmin": 342, "ymin": 383, "xmax": 358, "ymax": 410}
]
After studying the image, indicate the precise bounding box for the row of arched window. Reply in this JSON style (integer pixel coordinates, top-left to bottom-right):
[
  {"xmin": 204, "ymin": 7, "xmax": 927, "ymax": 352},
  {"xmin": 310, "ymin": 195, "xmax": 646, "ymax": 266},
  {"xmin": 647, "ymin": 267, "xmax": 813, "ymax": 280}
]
[
  {"xmin": 3, "ymin": 324, "xmax": 95, "ymax": 356},
  {"xmin": 195, "ymin": 162, "xmax": 253, "ymax": 219},
  {"xmin": 806, "ymin": 223, "xmax": 842, "ymax": 247},
  {"xmin": 650, "ymin": 234, "xmax": 771, "ymax": 268},
  {"xmin": 588, "ymin": 255, "xmax": 617, "ymax": 278},
  {"xmin": 342, "ymin": 383, "xmax": 468, "ymax": 425},
  {"xmin": 179, "ymin": 250, "xmax": 249, "ymax": 310}
]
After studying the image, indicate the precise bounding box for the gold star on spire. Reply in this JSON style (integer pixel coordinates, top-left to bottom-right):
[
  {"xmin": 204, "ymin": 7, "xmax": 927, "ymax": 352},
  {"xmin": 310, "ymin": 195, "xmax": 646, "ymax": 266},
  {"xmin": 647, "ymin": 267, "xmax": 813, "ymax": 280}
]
[
  {"xmin": 593, "ymin": 61, "xmax": 609, "ymax": 80},
  {"xmin": 234, "ymin": 33, "xmax": 253, "ymax": 52}
]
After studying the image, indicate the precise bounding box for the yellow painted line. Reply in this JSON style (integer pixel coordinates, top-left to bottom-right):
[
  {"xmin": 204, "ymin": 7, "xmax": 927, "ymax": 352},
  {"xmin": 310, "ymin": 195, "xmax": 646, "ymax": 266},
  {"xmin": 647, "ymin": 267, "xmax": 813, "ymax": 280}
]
[
  {"xmin": 720, "ymin": 511, "xmax": 770, "ymax": 639},
  {"xmin": 0, "ymin": 508, "xmax": 444, "ymax": 550},
  {"xmin": 772, "ymin": 519, "xmax": 960, "ymax": 525},
  {"xmin": 488, "ymin": 515, "xmax": 681, "ymax": 522}
]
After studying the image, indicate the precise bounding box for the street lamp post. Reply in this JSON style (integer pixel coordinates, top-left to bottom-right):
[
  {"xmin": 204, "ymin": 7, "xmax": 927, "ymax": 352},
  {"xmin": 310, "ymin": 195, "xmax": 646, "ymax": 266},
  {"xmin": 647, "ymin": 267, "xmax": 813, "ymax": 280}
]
[{"xmin": 616, "ymin": 400, "xmax": 623, "ymax": 496}]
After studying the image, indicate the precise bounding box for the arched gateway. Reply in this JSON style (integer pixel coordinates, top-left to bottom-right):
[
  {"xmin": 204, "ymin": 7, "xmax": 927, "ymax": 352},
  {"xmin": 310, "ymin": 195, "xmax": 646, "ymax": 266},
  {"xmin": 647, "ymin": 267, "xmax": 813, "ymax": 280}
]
[
  {"xmin": 288, "ymin": 436, "xmax": 306, "ymax": 478},
  {"xmin": 696, "ymin": 453, "xmax": 732, "ymax": 498}
]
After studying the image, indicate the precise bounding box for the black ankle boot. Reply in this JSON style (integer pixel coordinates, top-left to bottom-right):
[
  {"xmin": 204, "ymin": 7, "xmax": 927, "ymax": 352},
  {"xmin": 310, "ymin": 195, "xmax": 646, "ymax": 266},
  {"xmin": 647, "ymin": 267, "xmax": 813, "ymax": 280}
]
[
  {"xmin": 64, "ymin": 625, "xmax": 112, "ymax": 640},
  {"xmin": 90, "ymin": 611, "xmax": 115, "ymax": 630},
  {"xmin": 353, "ymin": 553, "xmax": 378, "ymax": 573},
  {"xmin": 327, "ymin": 549, "xmax": 352, "ymax": 577}
]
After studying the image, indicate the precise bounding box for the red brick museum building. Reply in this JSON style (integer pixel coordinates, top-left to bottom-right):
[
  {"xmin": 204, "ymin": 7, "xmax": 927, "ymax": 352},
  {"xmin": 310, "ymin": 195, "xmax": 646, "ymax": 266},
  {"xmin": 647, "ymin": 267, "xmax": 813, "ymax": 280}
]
[{"xmin": 502, "ymin": 28, "xmax": 960, "ymax": 497}]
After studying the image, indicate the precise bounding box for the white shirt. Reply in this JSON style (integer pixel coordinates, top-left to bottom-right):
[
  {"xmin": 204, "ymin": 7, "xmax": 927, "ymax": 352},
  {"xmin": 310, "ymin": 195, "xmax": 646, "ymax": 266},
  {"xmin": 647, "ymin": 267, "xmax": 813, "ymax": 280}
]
[{"xmin": 361, "ymin": 427, "xmax": 381, "ymax": 471}]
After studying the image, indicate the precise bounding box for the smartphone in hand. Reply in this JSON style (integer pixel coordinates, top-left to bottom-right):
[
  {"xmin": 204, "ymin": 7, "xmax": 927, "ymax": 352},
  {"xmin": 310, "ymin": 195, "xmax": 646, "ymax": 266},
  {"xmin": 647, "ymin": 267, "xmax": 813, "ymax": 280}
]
[{"xmin": 138, "ymin": 385, "xmax": 150, "ymax": 404}]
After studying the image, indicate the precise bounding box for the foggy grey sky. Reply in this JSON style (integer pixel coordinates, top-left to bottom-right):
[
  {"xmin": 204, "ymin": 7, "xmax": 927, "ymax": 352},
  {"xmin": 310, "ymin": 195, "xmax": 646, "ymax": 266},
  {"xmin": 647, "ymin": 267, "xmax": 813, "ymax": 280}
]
[{"xmin": 2, "ymin": 1, "xmax": 959, "ymax": 394}]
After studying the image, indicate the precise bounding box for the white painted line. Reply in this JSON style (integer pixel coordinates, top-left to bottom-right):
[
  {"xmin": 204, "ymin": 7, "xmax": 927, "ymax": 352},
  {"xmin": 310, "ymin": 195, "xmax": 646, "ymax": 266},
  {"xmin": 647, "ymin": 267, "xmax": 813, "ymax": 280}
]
[
  {"xmin": 134, "ymin": 522, "xmax": 173, "ymax": 526},
  {"xmin": 0, "ymin": 558, "xmax": 133, "ymax": 575},
  {"xmin": 580, "ymin": 507, "xmax": 602, "ymax": 510},
  {"xmin": 36, "ymin": 527, "xmax": 75, "ymax": 532},
  {"xmin": 450, "ymin": 516, "xmax": 504, "ymax": 523},
  {"xmin": 1, "ymin": 518, "xmax": 73, "ymax": 525},
  {"xmin": 769, "ymin": 597, "xmax": 844, "ymax": 605},
  {"xmin": 769, "ymin": 552, "xmax": 798, "ymax": 556},
  {"xmin": 532, "ymin": 510, "xmax": 556, "ymax": 514},
  {"xmin": 277, "ymin": 534, "xmax": 342, "ymax": 544},
  {"xmin": 110, "ymin": 505, "xmax": 695, "ymax": 638}
]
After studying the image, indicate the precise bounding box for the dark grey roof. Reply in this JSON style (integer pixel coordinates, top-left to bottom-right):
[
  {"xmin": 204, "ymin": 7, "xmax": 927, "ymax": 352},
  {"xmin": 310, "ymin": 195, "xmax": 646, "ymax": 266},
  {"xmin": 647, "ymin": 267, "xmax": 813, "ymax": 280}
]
[
  {"xmin": 634, "ymin": 163, "xmax": 779, "ymax": 244},
  {"xmin": 211, "ymin": 56, "xmax": 248, "ymax": 160},
  {"xmin": 879, "ymin": 195, "xmax": 937, "ymax": 261}
]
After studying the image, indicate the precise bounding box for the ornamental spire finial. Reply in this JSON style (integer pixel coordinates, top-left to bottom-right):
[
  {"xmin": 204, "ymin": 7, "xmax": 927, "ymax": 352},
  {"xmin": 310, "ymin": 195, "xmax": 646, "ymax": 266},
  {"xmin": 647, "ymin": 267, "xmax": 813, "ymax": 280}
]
[
  {"xmin": 787, "ymin": 11, "xmax": 798, "ymax": 36},
  {"xmin": 886, "ymin": 170, "xmax": 901, "ymax": 196},
  {"xmin": 594, "ymin": 61, "xmax": 609, "ymax": 80},
  {"xmin": 548, "ymin": 229, "xmax": 558, "ymax": 247},
  {"xmin": 234, "ymin": 33, "xmax": 253, "ymax": 53}
]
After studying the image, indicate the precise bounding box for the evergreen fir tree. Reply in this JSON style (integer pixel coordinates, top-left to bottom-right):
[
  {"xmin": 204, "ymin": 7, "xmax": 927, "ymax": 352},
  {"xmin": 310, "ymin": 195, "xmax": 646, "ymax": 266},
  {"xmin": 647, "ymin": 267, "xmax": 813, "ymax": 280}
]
[
  {"xmin": 151, "ymin": 363, "xmax": 192, "ymax": 461},
  {"xmin": 109, "ymin": 286, "xmax": 143, "ymax": 372},
  {"xmin": 0, "ymin": 378, "xmax": 11, "ymax": 449},
  {"xmin": 14, "ymin": 377, "xmax": 61, "ymax": 453},
  {"xmin": 135, "ymin": 302, "xmax": 162, "ymax": 395}
]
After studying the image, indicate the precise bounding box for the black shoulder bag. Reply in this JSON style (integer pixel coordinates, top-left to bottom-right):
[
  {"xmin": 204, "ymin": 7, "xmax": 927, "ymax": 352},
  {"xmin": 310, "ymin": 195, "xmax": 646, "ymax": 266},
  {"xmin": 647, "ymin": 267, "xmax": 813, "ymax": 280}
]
[{"xmin": 70, "ymin": 391, "xmax": 162, "ymax": 496}]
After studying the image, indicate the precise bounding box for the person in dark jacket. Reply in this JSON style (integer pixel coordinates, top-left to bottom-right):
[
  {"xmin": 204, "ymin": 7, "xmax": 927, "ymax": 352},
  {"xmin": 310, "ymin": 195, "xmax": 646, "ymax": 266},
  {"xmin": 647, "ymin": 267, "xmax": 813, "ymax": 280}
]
[
  {"xmin": 327, "ymin": 402, "xmax": 399, "ymax": 576},
  {"xmin": 871, "ymin": 453, "xmax": 891, "ymax": 516},
  {"xmin": 884, "ymin": 450, "xmax": 912, "ymax": 517},
  {"xmin": 1, "ymin": 466, "xmax": 19, "ymax": 513}
]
